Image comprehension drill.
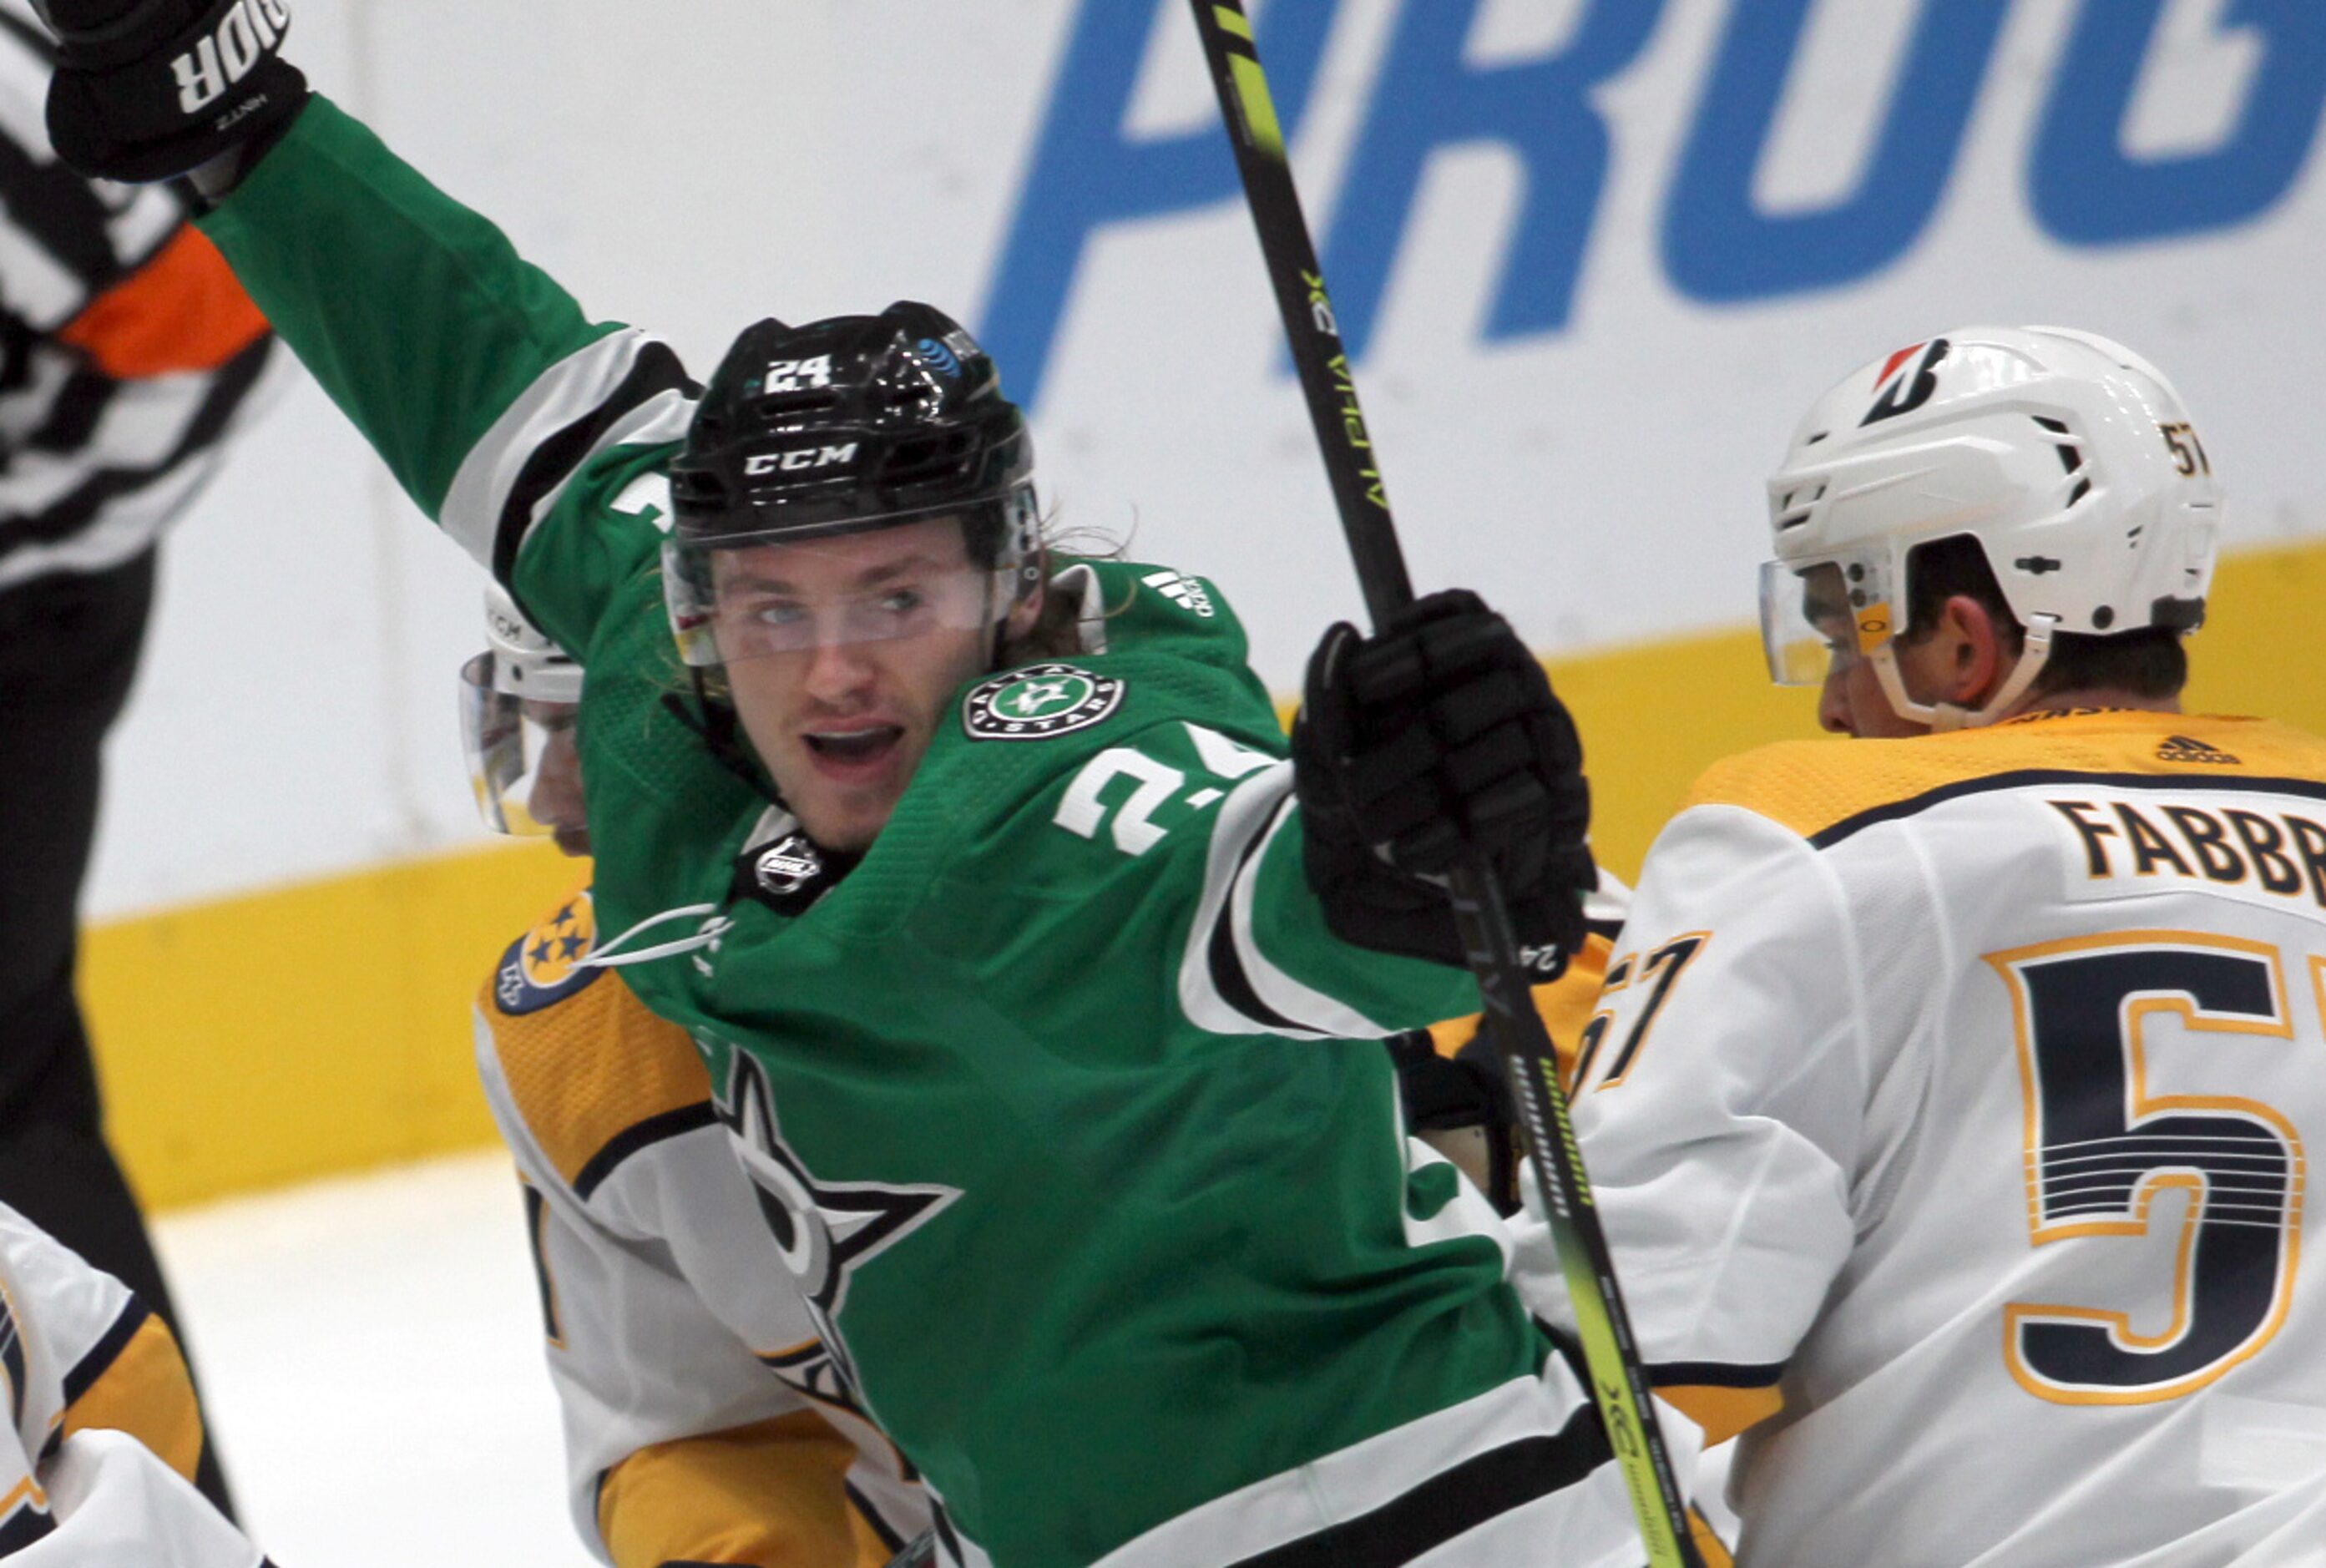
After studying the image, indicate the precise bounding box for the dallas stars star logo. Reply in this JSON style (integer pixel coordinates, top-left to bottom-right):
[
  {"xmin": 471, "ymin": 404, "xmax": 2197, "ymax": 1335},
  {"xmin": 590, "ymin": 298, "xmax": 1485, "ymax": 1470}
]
[
  {"xmin": 757, "ymin": 1339, "xmax": 874, "ymax": 1425},
  {"xmin": 716, "ymin": 1052, "xmax": 959, "ymax": 1397},
  {"xmin": 1008, "ymin": 678, "xmax": 1077, "ymax": 716},
  {"xmin": 962, "ymin": 661, "xmax": 1125, "ymax": 741}
]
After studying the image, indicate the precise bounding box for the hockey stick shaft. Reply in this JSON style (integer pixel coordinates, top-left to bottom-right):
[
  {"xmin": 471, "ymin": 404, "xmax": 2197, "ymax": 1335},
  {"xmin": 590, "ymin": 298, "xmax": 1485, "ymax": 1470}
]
[
  {"xmin": 882, "ymin": 1530, "xmax": 934, "ymax": 1568},
  {"xmin": 1184, "ymin": 6, "xmax": 1702, "ymax": 1565}
]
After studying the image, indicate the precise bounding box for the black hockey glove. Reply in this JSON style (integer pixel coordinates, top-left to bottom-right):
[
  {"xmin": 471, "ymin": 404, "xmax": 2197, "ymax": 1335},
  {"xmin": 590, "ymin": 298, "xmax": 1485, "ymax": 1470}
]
[
  {"xmin": 39, "ymin": 0, "xmax": 306, "ymax": 185},
  {"xmin": 1388, "ymin": 1029, "xmax": 1522, "ymax": 1214},
  {"xmin": 1293, "ymin": 589, "xmax": 1593, "ymax": 972}
]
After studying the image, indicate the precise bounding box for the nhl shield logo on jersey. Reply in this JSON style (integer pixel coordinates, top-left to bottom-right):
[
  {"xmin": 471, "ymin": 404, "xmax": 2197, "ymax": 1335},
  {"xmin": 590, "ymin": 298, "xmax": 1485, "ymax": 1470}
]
[
  {"xmin": 962, "ymin": 662, "xmax": 1125, "ymax": 741},
  {"xmin": 755, "ymin": 835, "xmax": 823, "ymax": 898},
  {"xmin": 730, "ymin": 824, "xmax": 863, "ymax": 916},
  {"xmin": 495, "ymin": 893, "xmax": 607, "ymax": 1016}
]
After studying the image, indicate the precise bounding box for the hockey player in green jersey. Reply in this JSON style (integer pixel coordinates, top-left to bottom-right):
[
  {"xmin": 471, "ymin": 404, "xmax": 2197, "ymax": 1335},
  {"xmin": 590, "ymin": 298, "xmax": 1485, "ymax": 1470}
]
[{"xmin": 38, "ymin": 9, "xmax": 1680, "ymax": 1565}]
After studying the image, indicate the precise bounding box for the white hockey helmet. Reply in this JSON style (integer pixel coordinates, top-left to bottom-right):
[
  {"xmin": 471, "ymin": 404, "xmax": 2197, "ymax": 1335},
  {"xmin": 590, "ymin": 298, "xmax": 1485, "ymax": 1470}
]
[
  {"xmin": 472, "ymin": 580, "xmax": 583, "ymax": 702},
  {"xmin": 1759, "ymin": 326, "xmax": 2222, "ymax": 729},
  {"xmin": 459, "ymin": 583, "xmax": 583, "ymax": 834}
]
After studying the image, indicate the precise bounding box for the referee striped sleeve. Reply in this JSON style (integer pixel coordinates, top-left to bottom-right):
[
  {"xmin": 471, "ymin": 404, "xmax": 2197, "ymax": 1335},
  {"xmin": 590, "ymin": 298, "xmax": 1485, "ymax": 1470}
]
[
  {"xmin": 0, "ymin": 7, "xmax": 280, "ymax": 589},
  {"xmin": 0, "ymin": 333, "xmax": 272, "ymax": 586}
]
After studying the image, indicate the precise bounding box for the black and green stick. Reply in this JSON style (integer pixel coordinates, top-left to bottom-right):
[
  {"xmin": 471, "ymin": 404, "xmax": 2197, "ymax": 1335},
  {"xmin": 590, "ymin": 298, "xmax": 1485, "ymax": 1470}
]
[{"xmin": 1185, "ymin": 5, "xmax": 1703, "ymax": 1564}]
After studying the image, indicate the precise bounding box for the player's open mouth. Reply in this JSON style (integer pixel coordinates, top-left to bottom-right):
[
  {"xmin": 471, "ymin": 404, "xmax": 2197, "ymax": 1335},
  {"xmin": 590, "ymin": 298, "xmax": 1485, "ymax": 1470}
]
[{"xmin": 803, "ymin": 726, "xmax": 906, "ymax": 767}]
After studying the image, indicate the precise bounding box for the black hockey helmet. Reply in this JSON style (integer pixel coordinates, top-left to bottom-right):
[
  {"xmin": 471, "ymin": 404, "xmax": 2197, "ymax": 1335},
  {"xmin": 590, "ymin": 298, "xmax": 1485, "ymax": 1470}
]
[
  {"xmin": 670, "ymin": 302, "xmax": 1034, "ymax": 547},
  {"xmin": 663, "ymin": 303, "xmax": 1042, "ymax": 668}
]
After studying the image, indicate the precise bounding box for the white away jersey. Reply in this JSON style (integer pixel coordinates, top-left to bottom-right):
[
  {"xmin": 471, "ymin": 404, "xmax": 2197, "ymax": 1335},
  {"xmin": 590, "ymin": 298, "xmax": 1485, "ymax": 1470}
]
[
  {"xmin": 473, "ymin": 885, "xmax": 930, "ymax": 1567},
  {"xmin": 1572, "ymin": 710, "xmax": 2326, "ymax": 1566},
  {"xmin": 0, "ymin": 1202, "xmax": 261, "ymax": 1565}
]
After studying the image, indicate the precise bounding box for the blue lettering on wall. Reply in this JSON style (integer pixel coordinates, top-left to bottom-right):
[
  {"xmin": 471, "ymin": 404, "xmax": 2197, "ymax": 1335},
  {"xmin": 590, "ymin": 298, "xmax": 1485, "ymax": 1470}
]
[
  {"xmin": 987, "ymin": 0, "xmax": 2326, "ymax": 410},
  {"xmin": 1662, "ymin": 0, "xmax": 2012, "ymax": 304},
  {"xmin": 1319, "ymin": 0, "xmax": 1665, "ymax": 360},
  {"xmin": 2030, "ymin": 0, "xmax": 2326, "ymax": 246},
  {"xmin": 978, "ymin": 0, "xmax": 1337, "ymax": 412}
]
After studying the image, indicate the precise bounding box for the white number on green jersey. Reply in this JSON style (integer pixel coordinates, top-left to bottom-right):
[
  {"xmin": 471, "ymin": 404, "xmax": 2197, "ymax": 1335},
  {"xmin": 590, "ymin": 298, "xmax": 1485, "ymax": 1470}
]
[{"xmin": 1053, "ymin": 724, "xmax": 1277, "ymax": 857}]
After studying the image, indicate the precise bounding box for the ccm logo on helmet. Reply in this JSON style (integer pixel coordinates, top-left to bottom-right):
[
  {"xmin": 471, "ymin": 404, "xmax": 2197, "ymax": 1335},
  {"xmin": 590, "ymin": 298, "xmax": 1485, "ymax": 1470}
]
[
  {"xmin": 173, "ymin": 0, "xmax": 290, "ymax": 114},
  {"xmin": 744, "ymin": 443, "xmax": 860, "ymax": 476}
]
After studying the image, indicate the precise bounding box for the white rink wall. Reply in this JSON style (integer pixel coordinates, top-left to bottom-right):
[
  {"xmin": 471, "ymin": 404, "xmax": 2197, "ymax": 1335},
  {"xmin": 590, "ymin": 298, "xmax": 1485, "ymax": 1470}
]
[{"xmin": 91, "ymin": 0, "xmax": 2326, "ymax": 918}]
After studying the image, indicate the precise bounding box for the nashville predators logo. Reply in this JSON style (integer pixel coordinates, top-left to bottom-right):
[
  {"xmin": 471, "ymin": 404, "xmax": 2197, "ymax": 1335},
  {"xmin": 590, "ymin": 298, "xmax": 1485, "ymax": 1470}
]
[{"xmin": 496, "ymin": 893, "xmax": 605, "ymax": 1016}]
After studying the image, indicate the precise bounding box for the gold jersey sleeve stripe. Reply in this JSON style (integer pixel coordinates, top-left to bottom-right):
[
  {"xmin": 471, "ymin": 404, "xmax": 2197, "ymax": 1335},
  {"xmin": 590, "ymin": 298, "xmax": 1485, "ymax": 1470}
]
[
  {"xmin": 1685, "ymin": 712, "xmax": 2326, "ymax": 846},
  {"xmin": 1425, "ymin": 928, "xmax": 1618, "ymax": 1091},
  {"xmin": 595, "ymin": 1409, "xmax": 866, "ymax": 1568},
  {"xmin": 1658, "ymin": 1381, "xmax": 1784, "ymax": 1449},
  {"xmin": 59, "ymin": 1309, "xmax": 205, "ymax": 1486},
  {"xmin": 1688, "ymin": 1505, "xmax": 1736, "ymax": 1568}
]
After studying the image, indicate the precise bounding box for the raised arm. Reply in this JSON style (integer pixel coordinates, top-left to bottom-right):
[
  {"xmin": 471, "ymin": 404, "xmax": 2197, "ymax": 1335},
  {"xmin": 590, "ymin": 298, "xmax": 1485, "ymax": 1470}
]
[
  {"xmin": 198, "ymin": 97, "xmax": 696, "ymax": 648},
  {"xmin": 38, "ymin": 5, "xmax": 692, "ymax": 648}
]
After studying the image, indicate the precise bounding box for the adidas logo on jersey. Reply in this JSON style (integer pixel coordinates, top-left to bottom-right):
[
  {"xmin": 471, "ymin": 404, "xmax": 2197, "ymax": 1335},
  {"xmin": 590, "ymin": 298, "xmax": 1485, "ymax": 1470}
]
[
  {"xmin": 2156, "ymin": 734, "xmax": 2241, "ymax": 766},
  {"xmin": 172, "ymin": 0, "xmax": 290, "ymax": 114},
  {"xmin": 1141, "ymin": 569, "xmax": 1216, "ymax": 618}
]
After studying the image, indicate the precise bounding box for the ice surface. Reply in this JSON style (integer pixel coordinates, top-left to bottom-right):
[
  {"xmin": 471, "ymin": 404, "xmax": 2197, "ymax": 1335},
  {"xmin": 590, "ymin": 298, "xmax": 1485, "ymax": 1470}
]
[
  {"xmin": 153, "ymin": 1152, "xmax": 598, "ymax": 1567},
  {"xmin": 152, "ymin": 1150, "xmax": 1747, "ymax": 1564}
]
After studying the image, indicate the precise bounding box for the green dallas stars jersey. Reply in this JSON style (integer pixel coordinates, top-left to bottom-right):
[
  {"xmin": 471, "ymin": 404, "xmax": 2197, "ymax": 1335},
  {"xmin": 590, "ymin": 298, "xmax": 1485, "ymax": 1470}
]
[{"xmin": 200, "ymin": 98, "xmax": 1646, "ymax": 1568}]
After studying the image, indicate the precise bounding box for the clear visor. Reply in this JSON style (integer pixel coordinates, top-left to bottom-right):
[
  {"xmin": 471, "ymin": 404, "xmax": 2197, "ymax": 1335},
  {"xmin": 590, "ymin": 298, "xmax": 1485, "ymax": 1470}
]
[
  {"xmin": 662, "ymin": 506, "xmax": 1030, "ymax": 669},
  {"xmin": 459, "ymin": 652, "xmax": 579, "ymax": 835},
  {"xmin": 1758, "ymin": 558, "xmax": 1895, "ymax": 686}
]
